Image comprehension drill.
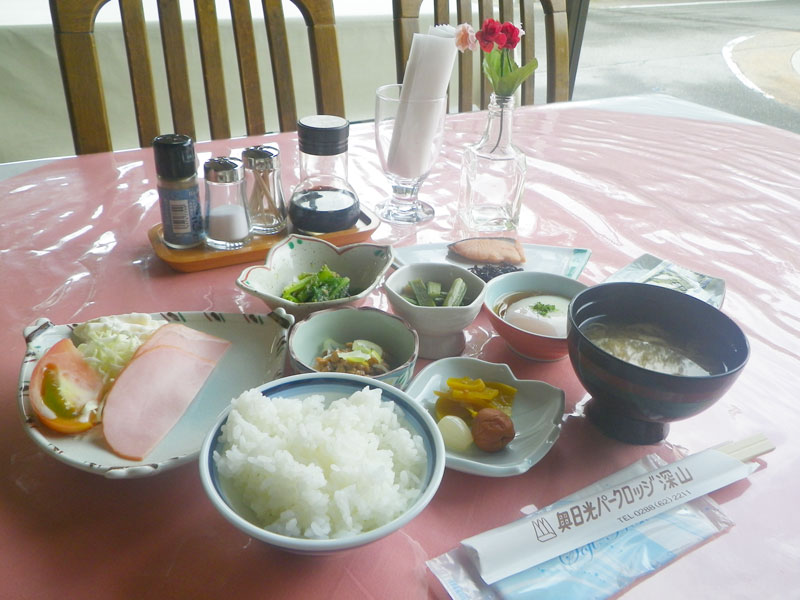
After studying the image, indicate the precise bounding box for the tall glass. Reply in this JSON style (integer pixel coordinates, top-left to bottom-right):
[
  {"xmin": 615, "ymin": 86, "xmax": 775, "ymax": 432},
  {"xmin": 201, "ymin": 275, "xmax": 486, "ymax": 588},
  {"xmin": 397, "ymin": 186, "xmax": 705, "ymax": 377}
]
[{"xmin": 374, "ymin": 83, "xmax": 447, "ymax": 224}]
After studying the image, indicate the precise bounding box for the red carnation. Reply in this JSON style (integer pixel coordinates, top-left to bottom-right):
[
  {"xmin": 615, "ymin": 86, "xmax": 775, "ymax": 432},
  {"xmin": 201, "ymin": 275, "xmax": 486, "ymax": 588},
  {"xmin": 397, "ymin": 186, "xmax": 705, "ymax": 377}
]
[
  {"xmin": 452, "ymin": 19, "xmax": 537, "ymax": 96},
  {"xmin": 499, "ymin": 22, "xmax": 521, "ymax": 49},
  {"xmin": 476, "ymin": 18, "xmax": 506, "ymax": 53}
]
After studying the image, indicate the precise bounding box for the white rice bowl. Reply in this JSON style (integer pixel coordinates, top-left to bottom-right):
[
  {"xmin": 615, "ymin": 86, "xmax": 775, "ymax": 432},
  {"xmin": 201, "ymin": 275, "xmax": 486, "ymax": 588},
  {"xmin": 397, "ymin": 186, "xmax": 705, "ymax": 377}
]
[{"xmin": 213, "ymin": 386, "xmax": 428, "ymax": 540}]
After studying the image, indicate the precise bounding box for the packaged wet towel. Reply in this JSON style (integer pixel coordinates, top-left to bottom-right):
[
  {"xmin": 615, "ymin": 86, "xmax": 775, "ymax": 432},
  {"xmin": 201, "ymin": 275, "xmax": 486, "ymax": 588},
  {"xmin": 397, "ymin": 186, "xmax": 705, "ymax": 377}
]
[{"xmin": 428, "ymin": 453, "xmax": 735, "ymax": 600}]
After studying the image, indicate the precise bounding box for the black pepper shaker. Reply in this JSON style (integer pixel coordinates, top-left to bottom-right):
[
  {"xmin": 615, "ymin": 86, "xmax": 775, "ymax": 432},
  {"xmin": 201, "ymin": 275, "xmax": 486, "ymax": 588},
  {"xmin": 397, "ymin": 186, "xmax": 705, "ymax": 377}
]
[{"xmin": 153, "ymin": 134, "xmax": 203, "ymax": 249}]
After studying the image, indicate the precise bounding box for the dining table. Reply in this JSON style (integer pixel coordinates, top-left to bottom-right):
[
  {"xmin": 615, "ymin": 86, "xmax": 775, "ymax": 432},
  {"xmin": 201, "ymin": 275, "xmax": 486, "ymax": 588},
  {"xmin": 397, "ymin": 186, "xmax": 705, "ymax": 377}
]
[{"xmin": 1, "ymin": 93, "xmax": 798, "ymax": 599}]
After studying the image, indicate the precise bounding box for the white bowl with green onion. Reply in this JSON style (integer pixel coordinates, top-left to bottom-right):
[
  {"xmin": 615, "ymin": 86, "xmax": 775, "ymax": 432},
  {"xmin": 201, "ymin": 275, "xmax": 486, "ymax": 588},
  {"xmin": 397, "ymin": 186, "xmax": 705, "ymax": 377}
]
[
  {"xmin": 288, "ymin": 306, "xmax": 419, "ymax": 390},
  {"xmin": 384, "ymin": 263, "xmax": 486, "ymax": 359}
]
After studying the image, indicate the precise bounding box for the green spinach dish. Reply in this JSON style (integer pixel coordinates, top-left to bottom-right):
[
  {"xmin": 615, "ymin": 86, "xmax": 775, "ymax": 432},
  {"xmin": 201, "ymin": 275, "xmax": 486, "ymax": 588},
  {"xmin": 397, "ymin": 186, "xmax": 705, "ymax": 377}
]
[{"xmin": 281, "ymin": 265, "xmax": 351, "ymax": 303}]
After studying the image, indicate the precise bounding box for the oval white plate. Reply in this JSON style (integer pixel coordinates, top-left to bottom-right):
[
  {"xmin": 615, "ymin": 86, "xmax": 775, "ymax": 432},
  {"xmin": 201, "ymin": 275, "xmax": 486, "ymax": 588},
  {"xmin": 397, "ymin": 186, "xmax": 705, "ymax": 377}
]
[
  {"xmin": 18, "ymin": 310, "xmax": 293, "ymax": 478},
  {"xmin": 405, "ymin": 357, "xmax": 564, "ymax": 477}
]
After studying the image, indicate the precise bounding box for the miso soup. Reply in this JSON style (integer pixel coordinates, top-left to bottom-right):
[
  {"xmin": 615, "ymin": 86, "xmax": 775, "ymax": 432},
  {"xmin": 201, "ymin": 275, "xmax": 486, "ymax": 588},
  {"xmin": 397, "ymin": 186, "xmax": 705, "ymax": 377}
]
[{"xmin": 581, "ymin": 321, "xmax": 716, "ymax": 376}]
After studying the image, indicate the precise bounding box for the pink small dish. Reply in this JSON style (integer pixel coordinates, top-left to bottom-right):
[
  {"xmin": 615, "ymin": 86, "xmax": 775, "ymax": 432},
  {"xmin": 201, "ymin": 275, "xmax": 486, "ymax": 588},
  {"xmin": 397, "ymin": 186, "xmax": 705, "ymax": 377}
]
[{"xmin": 483, "ymin": 271, "xmax": 588, "ymax": 361}]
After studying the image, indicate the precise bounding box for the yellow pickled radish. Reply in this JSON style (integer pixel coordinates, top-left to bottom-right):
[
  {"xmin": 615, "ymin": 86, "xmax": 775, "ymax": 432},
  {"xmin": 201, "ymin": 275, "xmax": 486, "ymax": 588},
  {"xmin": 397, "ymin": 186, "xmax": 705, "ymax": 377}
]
[{"xmin": 437, "ymin": 415, "xmax": 473, "ymax": 452}]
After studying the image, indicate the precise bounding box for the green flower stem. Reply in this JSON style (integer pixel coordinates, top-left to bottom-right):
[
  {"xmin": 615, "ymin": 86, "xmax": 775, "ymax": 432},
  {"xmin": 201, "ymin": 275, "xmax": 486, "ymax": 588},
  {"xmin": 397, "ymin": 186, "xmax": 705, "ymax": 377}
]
[{"xmin": 490, "ymin": 101, "xmax": 505, "ymax": 153}]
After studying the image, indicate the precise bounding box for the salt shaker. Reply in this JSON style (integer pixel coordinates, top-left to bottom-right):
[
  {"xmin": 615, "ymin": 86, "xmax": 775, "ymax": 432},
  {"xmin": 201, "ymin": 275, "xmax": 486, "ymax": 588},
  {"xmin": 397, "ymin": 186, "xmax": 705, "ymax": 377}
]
[
  {"xmin": 152, "ymin": 134, "xmax": 203, "ymax": 249},
  {"xmin": 288, "ymin": 115, "xmax": 360, "ymax": 234},
  {"xmin": 203, "ymin": 157, "xmax": 250, "ymax": 250},
  {"xmin": 242, "ymin": 144, "xmax": 287, "ymax": 235}
]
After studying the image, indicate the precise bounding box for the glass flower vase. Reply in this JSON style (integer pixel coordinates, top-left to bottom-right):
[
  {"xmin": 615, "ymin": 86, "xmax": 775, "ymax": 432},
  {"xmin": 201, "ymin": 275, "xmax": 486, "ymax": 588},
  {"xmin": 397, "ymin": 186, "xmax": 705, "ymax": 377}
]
[{"xmin": 458, "ymin": 94, "xmax": 526, "ymax": 232}]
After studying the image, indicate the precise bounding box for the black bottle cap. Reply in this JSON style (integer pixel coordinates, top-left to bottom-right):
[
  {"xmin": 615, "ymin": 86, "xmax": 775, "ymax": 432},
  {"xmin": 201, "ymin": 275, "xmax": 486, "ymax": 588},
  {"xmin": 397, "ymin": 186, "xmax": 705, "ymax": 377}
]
[
  {"xmin": 297, "ymin": 115, "xmax": 349, "ymax": 156},
  {"xmin": 153, "ymin": 134, "xmax": 197, "ymax": 179}
]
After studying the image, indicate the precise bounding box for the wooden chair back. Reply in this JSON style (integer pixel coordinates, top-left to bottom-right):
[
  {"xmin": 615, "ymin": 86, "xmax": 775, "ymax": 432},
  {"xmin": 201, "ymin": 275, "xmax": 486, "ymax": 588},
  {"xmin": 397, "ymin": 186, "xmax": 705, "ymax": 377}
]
[
  {"xmin": 50, "ymin": 0, "xmax": 345, "ymax": 155},
  {"xmin": 392, "ymin": 0, "xmax": 569, "ymax": 111}
]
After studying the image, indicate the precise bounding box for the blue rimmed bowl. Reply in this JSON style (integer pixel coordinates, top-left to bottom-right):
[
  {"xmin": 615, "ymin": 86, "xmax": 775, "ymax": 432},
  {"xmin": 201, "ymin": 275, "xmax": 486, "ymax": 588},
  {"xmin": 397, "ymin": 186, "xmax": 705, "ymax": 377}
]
[{"xmin": 198, "ymin": 372, "xmax": 445, "ymax": 554}]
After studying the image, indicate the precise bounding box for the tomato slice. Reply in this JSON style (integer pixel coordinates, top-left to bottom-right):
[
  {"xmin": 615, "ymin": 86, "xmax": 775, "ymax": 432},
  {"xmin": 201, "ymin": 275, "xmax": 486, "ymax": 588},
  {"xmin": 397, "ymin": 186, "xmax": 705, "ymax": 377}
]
[{"xmin": 29, "ymin": 338, "xmax": 104, "ymax": 433}]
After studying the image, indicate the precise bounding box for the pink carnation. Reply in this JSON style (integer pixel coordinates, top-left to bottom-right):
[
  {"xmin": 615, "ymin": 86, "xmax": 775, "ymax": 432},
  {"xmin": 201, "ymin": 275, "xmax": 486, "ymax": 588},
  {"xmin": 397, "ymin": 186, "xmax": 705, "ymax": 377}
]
[{"xmin": 454, "ymin": 23, "xmax": 478, "ymax": 52}]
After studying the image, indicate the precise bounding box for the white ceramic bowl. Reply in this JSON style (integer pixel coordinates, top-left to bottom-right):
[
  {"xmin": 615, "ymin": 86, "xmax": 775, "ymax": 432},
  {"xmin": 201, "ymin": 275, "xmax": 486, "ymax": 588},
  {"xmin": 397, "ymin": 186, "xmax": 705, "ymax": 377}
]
[
  {"xmin": 288, "ymin": 306, "xmax": 419, "ymax": 390},
  {"xmin": 405, "ymin": 357, "xmax": 565, "ymax": 477},
  {"xmin": 237, "ymin": 234, "xmax": 393, "ymax": 319},
  {"xmin": 484, "ymin": 271, "xmax": 588, "ymax": 361},
  {"xmin": 384, "ymin": 262, "xmax": 486, "ymax": 359},
  {"xmin": 199, "ymin": 372, "xmax": 445, "ymax": 554}
]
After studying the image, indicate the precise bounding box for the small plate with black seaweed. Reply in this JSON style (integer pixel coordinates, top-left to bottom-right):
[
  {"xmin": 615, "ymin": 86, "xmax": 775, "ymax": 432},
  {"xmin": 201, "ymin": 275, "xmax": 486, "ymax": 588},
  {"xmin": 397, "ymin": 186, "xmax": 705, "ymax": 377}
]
[
  {"xmin": 468, "ymin": 263, "xmax": 524, "ymax": 282},
  {"xmin": 393, "ymin": 243, "xmax": 591, "ymax": 281}
]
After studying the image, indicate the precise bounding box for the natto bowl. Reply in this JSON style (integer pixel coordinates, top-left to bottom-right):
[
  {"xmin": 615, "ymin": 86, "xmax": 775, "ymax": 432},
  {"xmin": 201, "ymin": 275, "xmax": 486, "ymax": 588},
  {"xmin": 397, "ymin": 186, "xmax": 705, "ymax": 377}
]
[{"xmin": 288, "ymin": 306, "xmax": 419, "ymax": 390}]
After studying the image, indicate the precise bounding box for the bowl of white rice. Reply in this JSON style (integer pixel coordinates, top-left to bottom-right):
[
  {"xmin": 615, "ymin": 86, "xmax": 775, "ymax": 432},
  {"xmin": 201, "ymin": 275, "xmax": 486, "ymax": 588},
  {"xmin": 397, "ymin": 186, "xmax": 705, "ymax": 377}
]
[{"xmin": 199, "ymin": 372, "xmax": 445, "ymax": 553}]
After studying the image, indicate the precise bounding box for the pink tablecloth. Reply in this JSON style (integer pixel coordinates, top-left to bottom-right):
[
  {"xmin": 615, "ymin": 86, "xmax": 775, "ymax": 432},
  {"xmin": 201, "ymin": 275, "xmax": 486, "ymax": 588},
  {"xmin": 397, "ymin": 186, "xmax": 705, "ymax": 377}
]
[{"xmin": 1, "ymin": 95, "xmax": 798, "ymax": 598}]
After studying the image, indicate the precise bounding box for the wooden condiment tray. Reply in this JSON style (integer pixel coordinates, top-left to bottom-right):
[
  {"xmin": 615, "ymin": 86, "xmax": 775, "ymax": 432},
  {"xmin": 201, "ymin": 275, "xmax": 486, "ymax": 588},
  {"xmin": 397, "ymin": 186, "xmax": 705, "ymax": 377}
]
[{"xmin": 149, "ymin": 206, "xmax": 381, "ymax": 272}]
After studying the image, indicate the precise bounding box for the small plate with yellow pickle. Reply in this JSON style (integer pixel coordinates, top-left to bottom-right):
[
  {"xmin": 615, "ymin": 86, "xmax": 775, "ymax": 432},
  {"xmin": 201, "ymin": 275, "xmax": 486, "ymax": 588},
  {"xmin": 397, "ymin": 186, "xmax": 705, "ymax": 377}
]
[{"xmin": 405, "ymin": 357, "xmax": 564, "ymax": 477}]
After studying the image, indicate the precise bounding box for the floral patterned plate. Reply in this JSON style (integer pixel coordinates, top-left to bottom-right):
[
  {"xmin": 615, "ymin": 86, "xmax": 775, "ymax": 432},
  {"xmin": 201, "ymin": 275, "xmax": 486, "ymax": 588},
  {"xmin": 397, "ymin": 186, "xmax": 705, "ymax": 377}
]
[{"xmin": 17, "ymin": 310, "xmax": 293, "ymax": 478}]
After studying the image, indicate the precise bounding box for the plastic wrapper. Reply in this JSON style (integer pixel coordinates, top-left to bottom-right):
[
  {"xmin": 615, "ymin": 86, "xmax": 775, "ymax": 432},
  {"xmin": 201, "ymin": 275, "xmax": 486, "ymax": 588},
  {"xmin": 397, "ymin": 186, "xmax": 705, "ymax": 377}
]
[{"xmin": 427, "ymin": 454, "xmax": 733, "ymax": 599}]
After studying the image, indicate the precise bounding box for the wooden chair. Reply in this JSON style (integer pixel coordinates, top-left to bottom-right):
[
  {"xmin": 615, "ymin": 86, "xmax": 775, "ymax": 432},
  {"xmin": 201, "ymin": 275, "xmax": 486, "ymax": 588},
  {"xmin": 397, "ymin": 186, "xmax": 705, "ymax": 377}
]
[
  {"xmin": 50, "ymin": 0, "xmax": 345, "ymax": 155},
  {"xmin": 392, "ymin": 0, "xmax": 570, "ymax": 112},
  {"xmin": 566, "ymin": 0, "xmax": 590, "ymax": 98}
]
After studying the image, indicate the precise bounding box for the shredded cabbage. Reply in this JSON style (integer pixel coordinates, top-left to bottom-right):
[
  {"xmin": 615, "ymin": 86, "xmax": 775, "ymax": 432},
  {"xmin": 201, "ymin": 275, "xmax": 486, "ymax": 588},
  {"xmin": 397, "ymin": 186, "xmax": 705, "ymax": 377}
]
[{"xmin": 72, "ymin": 313, "xmax": 166, "ymax": 384}]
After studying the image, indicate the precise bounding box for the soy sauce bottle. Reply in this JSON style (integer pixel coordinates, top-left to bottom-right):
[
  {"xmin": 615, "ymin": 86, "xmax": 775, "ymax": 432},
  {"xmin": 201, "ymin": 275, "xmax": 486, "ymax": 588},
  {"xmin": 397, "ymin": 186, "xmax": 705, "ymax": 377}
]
[{"xmin": 288, "ymin": 115, "xmax": 360, "ymax": 234}]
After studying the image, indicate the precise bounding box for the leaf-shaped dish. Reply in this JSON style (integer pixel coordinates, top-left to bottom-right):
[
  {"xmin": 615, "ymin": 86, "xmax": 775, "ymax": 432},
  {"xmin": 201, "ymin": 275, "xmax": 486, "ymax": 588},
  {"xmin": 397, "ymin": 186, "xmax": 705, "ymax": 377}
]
[
  {"xmin": 237, "ymin": 234, "xmax": 393, "ymax": 319},
  {"xmin": 405, "ymin": 357, "xmax": 564, "ymax": 477},
  {"xmin": 17, "ymin": 310, "xmax": 294, "ymax": 478}
]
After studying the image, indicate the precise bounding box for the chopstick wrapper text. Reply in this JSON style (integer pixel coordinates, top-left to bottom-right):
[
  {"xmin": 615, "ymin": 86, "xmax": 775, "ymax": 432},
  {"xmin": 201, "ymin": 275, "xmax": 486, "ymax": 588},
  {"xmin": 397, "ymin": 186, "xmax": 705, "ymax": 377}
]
[{"xmin": 462, "ymin": 449, "xmax": 757, "ymax": 584}]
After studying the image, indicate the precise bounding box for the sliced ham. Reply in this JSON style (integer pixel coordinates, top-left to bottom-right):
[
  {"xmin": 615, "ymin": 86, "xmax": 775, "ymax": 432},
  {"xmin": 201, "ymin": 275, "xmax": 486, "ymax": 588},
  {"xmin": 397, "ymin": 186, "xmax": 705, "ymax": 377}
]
[
  {"xmin": 136, "ymin": 323, "xmax": 231, "ymax": 362},
  {"xmin": 102, "ymin": 325, "xmax": 231, "ymax": 460},
  {"xmin": 448, "ymin": 237, "xmax": 526, "ymax": 265}
]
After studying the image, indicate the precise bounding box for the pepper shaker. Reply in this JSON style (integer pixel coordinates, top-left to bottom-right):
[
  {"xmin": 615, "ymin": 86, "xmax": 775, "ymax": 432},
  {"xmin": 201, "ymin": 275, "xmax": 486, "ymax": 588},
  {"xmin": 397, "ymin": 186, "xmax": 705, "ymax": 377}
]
[
  {"xmin": 242, "ymin": 144, "xmax": 287, "ymax": 235},
  {"xmin": 153, "ymin": 134, "xmax": 203, "ymax": 249},
  {"xmin": 203, "ymin": 157, "xmax": 250, "ymax": 250}
]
